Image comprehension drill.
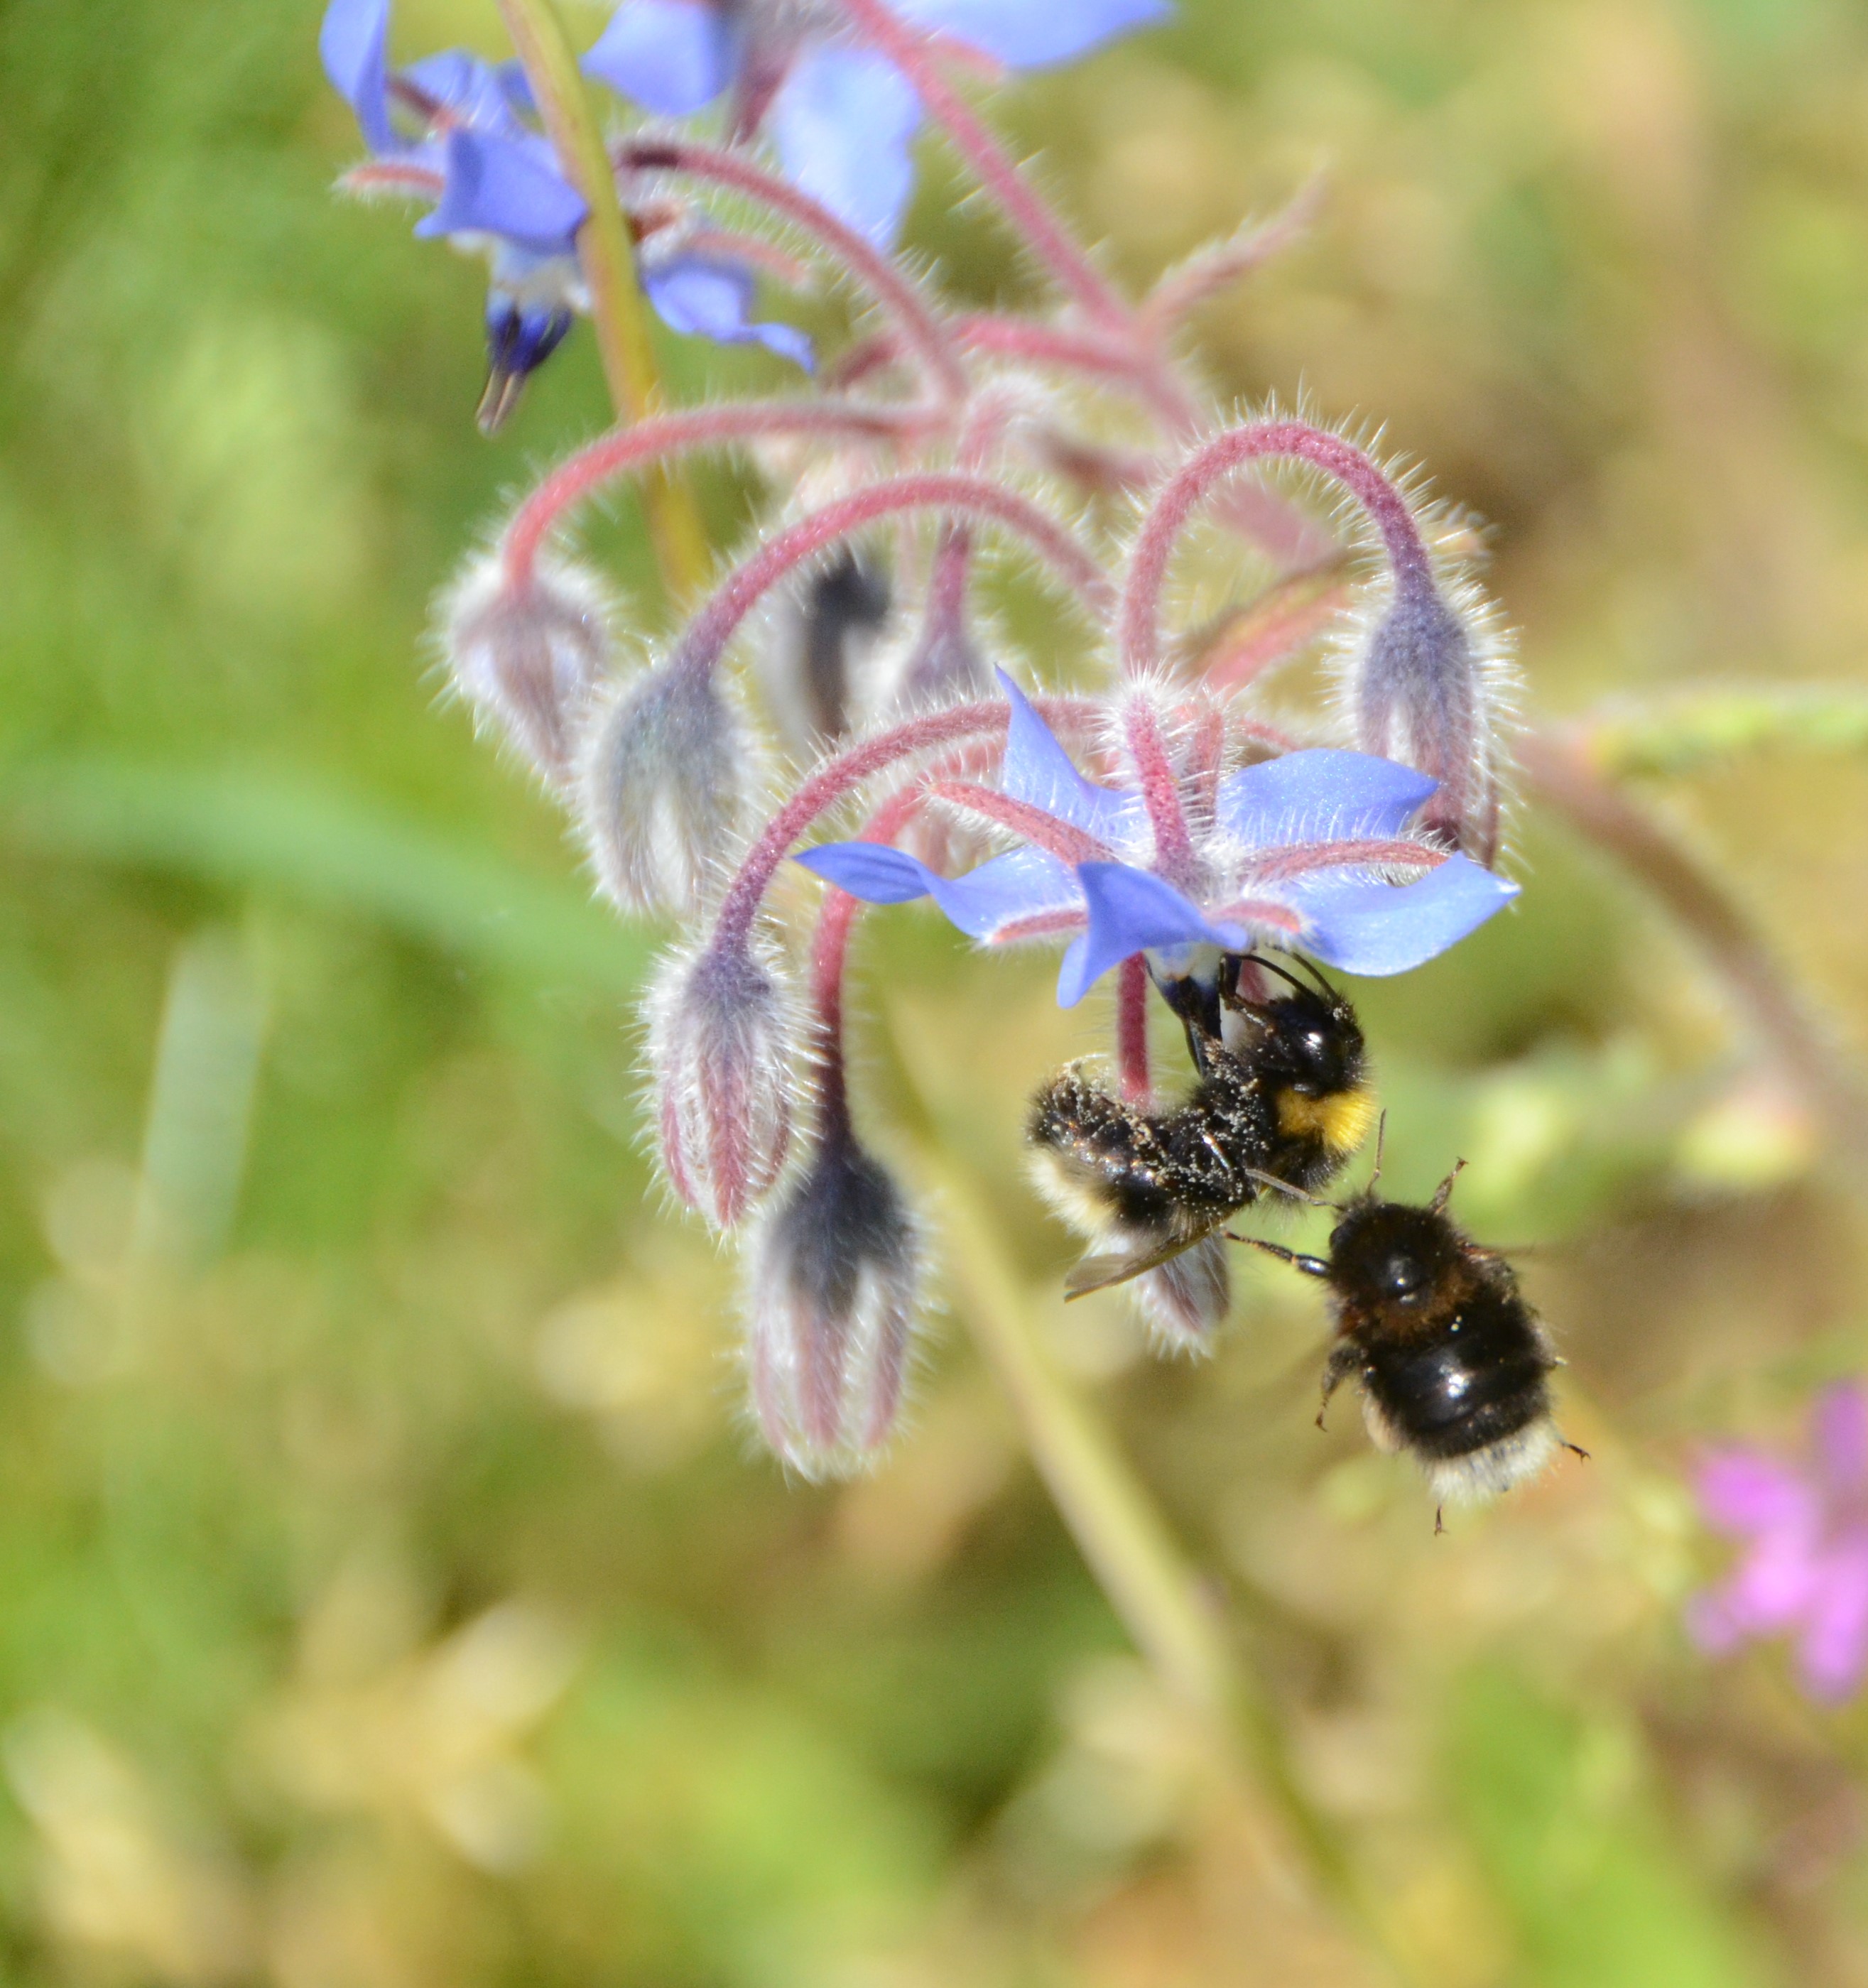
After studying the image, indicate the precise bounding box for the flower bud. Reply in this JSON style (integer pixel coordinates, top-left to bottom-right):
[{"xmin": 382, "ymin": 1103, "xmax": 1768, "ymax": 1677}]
[
  {"xmin": 742, "ymin": 1131, "xmax": 924, "ymax": 1477},
  {"xmin": 442, "ymin": 554, "xmax": 614, "ymax": 785},
  {"xmin": 578, "ymin": 663, "xmax": 754, "ymax": 917},
  {"xmin": 1346, "ymin": 564, "xmax": 1514, "ymax": 864},
  {"xmin": 760, "ymin": 546, "xmax": 891, "ymax": 753},
  {"xmin": 646, "ymin": 938, "xmax": 799, "ymax": 1229},
  {"xmin": 1135, "ymin": 1236, "xmax": 1229, "ymax": 1353}
]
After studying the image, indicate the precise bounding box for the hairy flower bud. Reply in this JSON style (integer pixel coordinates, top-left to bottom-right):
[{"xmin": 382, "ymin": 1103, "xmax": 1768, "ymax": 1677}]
[
  {"xmin": 743, "ymin": 1131, "xmax": 923, "ymax": 1477},
  {"xmin": 1345, "ymin": 563, "xmax": 1515, "ymax": 864},
  {"xmin": 442, "ymin": 554, "xmax": 614, "ymax": 784},
  {"xmin": 1134, "ymin": 1236, "xmax": 1230, "ymax": 1352},
  {"xmin": 579, "ymin": 663, "xmax": 754, "ymax": 917},
  {"xmin": 647, "ymin": 938, "xmax": 799, "ymax": 1229}
]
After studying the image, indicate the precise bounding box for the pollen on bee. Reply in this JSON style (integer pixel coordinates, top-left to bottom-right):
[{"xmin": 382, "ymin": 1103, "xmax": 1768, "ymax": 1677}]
[{"xmin": 1276, "ymin": 1080, "xmax": 1379, "ymax": 1158}]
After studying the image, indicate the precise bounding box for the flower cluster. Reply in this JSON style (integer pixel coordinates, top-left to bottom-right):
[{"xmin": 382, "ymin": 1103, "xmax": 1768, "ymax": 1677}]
[
  {"xmin": 323, "ymin": 0, "xmax": 1524, "ymax": 1475},
  {"xmin": 1690, "ymin": 1382, "xmax": 1868, "ymax": 1704}
]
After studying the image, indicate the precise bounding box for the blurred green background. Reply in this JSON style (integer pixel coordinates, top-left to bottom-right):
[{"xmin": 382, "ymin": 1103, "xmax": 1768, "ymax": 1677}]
[{"xmin": 3, "ymin": 0, "xmax": 1868, "ymax": 1982}]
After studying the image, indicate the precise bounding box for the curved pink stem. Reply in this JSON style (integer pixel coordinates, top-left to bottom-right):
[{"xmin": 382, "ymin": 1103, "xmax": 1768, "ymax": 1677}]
[
  {"xmin": 837, "ymin": 0, "xmax": 1131, "ymax": 332},
  {"xmin": 671, "ymin": 470, "xmax": 1112, "ymax": 680},
  {"xmin": 1123, "ymin": 698, "xmax": 1197, "ymax": 888},
  {"xmin": 501, "ymin": 398, "xmax": 938, "ymax": 584},
  {"xmin": 1140, "ymin": 173, "xmax": 1327, "ymax": 334},
  {"xmin": 955, "ymin": 315, "xmax": 1197, "ymax": 431},
  {"xmin": 617, "ymin": 134, "xmax": 970, "ymax": 401},
  {"xmin": 1116, "ymin": 955, "xmax": 1151, "ymax": 1107},
  {"xmin": 1121, "ymin": 420, "xmax": 1434, "ymax": 678},
  {"xmin": 712, "ymin": 694, "xmax": 1101, "ymax": 953}
]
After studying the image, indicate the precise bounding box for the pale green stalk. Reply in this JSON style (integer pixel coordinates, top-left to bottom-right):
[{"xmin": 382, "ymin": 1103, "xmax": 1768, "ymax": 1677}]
[
  {"xmin": 496, "ymin": 0, "xmax": 711, "ymax": 602},
  {"xmin": 886, "ymin": 1011, "xmax": 1426, "ymax": 1986}
]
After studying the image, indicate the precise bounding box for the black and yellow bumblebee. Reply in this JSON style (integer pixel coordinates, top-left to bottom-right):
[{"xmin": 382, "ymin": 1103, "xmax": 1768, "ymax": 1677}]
[
  {"xmin": 1242, "ymin": 1161, "xmax": 1579, "ymax": 1509},
  {"xmin": 1028, "ymin": 952, "xmax": 1377, "ymax": 1296}
]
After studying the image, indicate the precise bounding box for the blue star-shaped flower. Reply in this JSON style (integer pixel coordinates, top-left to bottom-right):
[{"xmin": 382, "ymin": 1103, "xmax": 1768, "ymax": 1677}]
[
  {"xmin": 582, "ymin": 0, "xmax": 1172, "ymax": 248},
  {"xmin": 321, "ymin": 0, "xmax": 813, "ymax": 426},
  {"xmin": 796, "ymin": 675, "xmax": 1517, "ymax": 1006}
]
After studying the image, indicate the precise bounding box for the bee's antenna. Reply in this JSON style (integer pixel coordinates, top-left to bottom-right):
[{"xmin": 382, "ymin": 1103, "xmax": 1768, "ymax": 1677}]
[
  {"xmin": 1430, "ymin": 1156, "xmax": 1467, "ymax": 1213},
  {"xmin": 1236, "ymin": 952, "xmax": 1307, "ymax": 1000}
]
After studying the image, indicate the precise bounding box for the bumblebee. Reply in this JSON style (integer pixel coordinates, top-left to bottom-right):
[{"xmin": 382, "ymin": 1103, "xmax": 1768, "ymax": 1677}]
[
  {"xmin": 1244, "ymin": 1162, "xmax": 1577, "ymax": 1509},
  {"xmin": 1029, "ymin": 953, "xmax": 1376, "ymax": 1296}
]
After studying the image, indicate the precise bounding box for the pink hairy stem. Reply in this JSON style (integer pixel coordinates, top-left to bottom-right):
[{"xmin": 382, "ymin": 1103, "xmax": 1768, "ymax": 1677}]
[
  {"xmin": 1139, "ymin": 173, "xmax": 1328, "ymax": 335},
  {"xmin": 1183, "ymin": 702, "xmax": 1227, "ymax": 835},
  {"xmin": 616, "ymin": 135, "xmax": 970, "ymax": 402},
  {"xmin": 1116, "ymin": 955, "xmax": 1152, "ymax": 1107},
  {"xmin": 668, "ymin": 470, "xmax": 1113, "ymax": 682},
  {"xmin": 927, "ymin": 781, "xmax": 1114, "ymax": 864},
  {"xmin": 1196, "ymin": 572, "xmax": 1352, "ymax": 692},
  {"xmin": 1519, "ymin": 731, "xmax": 1868, "ymax": 1171},
  {"xmin": 1122, "ymin": 698, "xmax": 1198, "ymax": 889},
  {"xmin": 837, "ymin": 0, "xmax": 1132, "ymax": 332},
  {"xmin": 955, "ymin": 315, "xmax": 1198, "ymax": 432},
  {"xmin": 1244, "ymin": 838, "xmax": 1447, "ymax": 884},
  {"xmin": 501, "ymin": 398, "xmax": 939, "ymax": 585},
  {"xmin": 808, "ymin": 775, "xmax": 943, "ymax": 1135},
  {"xmin": 712, "ymin": 694, "xmax": 1102, "ymax": 954},
  {"xmin": 1121, "ymin": 420, "xmax": 1435, "ymax": 678}
]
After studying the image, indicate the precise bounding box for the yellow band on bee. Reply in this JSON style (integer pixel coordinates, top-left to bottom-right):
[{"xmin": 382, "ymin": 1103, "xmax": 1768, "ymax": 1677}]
[{"xmin": 1276, "ymin": 1081, "xmax": 1378, "ymax": 1156}]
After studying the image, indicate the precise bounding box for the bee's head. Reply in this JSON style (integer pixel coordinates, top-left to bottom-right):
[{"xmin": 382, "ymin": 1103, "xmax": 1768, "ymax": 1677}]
[
  {"xmin": 1226, "ymin": 955, "xmax": 1366, "ymax": 1096},
  {"xmin": 1325, "ymin": 1197, "xmax": 1460, "ymax": 1315}
]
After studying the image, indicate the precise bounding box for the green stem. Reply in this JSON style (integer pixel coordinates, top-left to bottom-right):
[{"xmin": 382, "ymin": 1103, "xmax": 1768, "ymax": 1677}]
[
  {"xmin": 496, "ymin": 0, "xmax": 711, "ymax": 602},
  {"xmin": 884, "ymin": 1008, "xmax": 1424, "ymax": 1986},
  {"xmin": 1572, "ymin": 685, "xmax": 1868, "ymax": 781}
]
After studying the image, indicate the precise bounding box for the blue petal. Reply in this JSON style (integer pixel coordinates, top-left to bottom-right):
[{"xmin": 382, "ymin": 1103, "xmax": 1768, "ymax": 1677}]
[
  {"xmin": 1219, "ymin": 748, "xmax": 1438, "ymax": 848},
  {"xmin": 796, "ymin": 843, "xmax": 1080, "ymax": 940},
  {"xmin": 1283, "ymin": 853, "xmax": 1518, "ymax": 976},
  {"xmin": 772, "ymin": 45, "xmax": 921, "ymax": 248},
  {"xmin": 402, "ymin": 50, "xmax": 526, "ymax": 138},
  {"xmin": 321, "ymin": 0, "xmax": 395, "ymax": 153},
  {"xmin": 996, "ymin": 670, "xmax": 1142, "ymax": 849},
  {"xmin": 644, "ymin": 258, "xmax": 814, "ymax": 370},
  {"xmin": 416, "ymin": 130, "xmax": 585, "ymax": 251},
  {"xmin": 896, "ymin": 0, "xmax": 1171, "ymax": 67},
  {"xmin": 583, "ymin": 0, "xmax": 732, "ymax": 115},
  {"xmin": 1058, "ymin": 862, "xmax": 1245, "ymax": 1007}
]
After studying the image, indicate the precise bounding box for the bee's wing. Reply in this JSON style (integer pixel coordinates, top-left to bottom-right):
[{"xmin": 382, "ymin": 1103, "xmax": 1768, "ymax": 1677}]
[{"xmin": 1063, "ymin": 1224, "xmax": 1222, "ymax": 1300}]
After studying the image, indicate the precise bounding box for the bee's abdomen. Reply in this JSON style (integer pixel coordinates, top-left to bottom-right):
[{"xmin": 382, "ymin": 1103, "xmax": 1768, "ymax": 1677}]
[
  {"xmin": 1028, "ymin": 1068, "xmax": 1178, "ymax": 1232},
  {"xmin": 1357, "ymin": 1288, "xmax": 1553, "ymax": 1462},
  {"xmin": 1027, "ymin": 1058, "xmax": 1274, "ymax": 1236}
]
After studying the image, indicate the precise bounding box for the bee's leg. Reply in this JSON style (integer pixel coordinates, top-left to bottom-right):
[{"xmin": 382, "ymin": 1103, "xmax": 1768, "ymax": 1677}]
[
  {"xmin": 1315, "ymin": 1337, "xmax": 1359, "ymax": 1430},
  {"xmin": 1562, "ymin": 1439, "xmax": 1591, "ymax": 1463},
  {"xmin": 1227, "ymin": 1233, "xmax": 1330, "ymax": 1276},
  {"xmin": 1434, "ymin": 1506, "xmax": 1445, "ymax": 1536}
]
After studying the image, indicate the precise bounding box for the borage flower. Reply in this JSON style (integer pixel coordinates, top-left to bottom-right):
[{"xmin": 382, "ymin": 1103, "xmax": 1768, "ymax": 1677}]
[
  {"xmin": 795, "ymin": 673, "xmax": 1517, "ymax": 1006},
  {"xmin": 1689, "ymin": 1381, "xmax": 1868, "ymax": 1705},
  {"xmin": 583, "ymin": 0, "xmax": 1171, "ymax": 247},
  {"xmin": 320, "ymin": 0, "xmax": 811, "ymax": 429}
]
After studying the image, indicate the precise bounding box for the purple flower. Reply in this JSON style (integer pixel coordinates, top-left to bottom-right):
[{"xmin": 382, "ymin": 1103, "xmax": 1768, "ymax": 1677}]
[
  {"xmin": 795, "ymin": 674, "xmax": 1517, "ymax": 1006},
  {"xmin": 320, "ymin": 0, "xmax": 811, "ymax": 428},
  {"xmin": 582, "ymin": 0, "xmax": 1171, "ymax": 247},
  {"xmin": 1689, "ymin": 1382, "xmax": 1868, "ymax": 1704}
]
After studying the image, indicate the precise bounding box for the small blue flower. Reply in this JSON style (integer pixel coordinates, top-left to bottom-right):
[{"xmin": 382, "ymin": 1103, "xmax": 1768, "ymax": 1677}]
[
  {"xmin": 583, "ymin": 0, "xmax": 1172, "ymax": 247},
  {"xmin": 320, "ymin": 0, "xmax": 812, "ymax": 426},
  {"xmin": 796, "ymin": 675, "xmax": 1517, "ymax": 1006}
]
